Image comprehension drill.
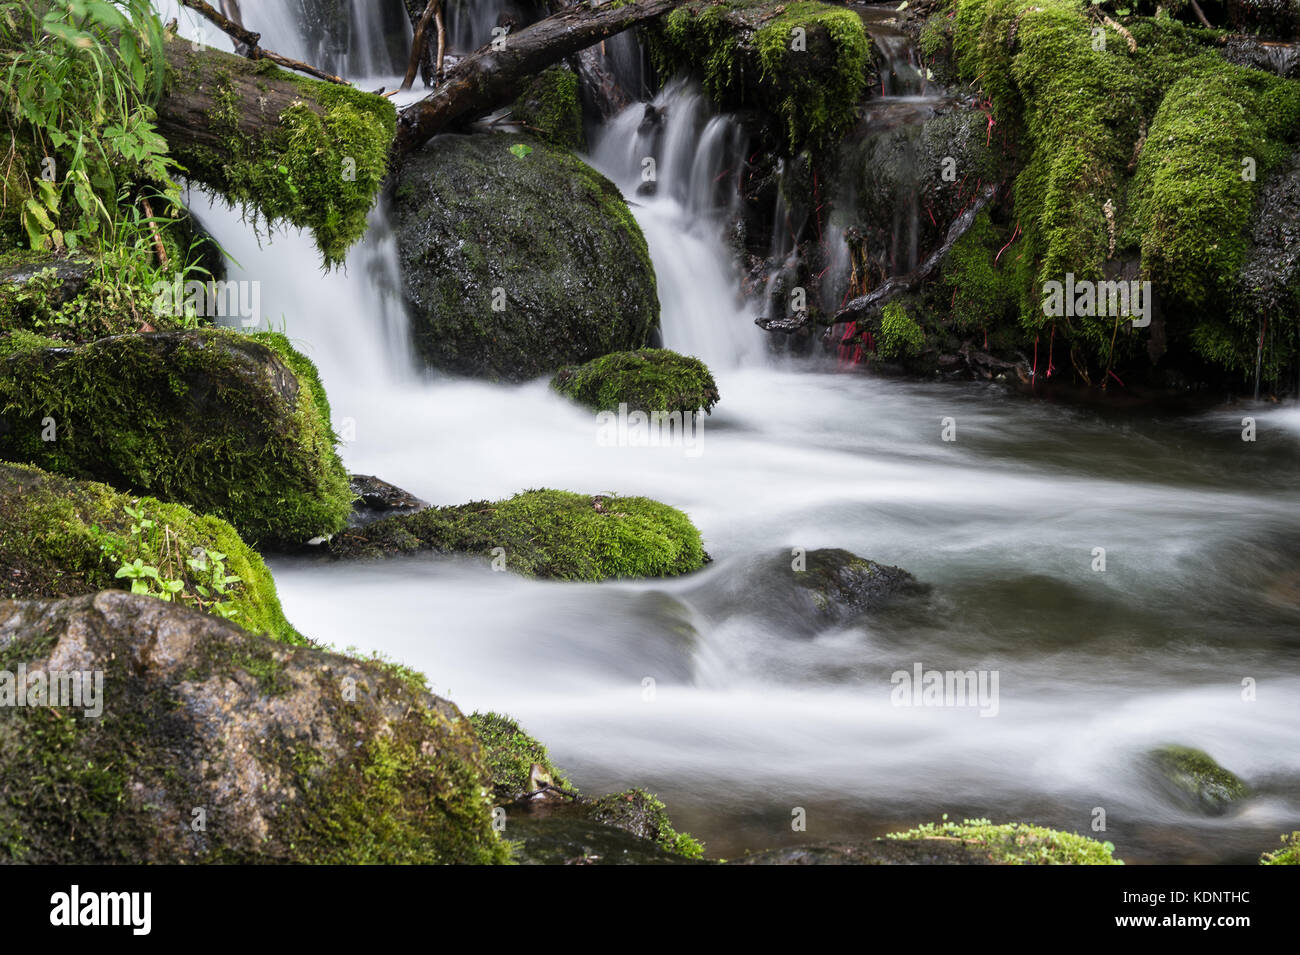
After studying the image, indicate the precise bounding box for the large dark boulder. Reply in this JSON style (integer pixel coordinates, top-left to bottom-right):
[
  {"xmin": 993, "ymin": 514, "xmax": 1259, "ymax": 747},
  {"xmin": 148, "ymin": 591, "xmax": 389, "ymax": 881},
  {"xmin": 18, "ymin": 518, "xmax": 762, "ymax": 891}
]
[{"xmin": 393, "ymin": 133, "xmax": 659, "ymax": 381}]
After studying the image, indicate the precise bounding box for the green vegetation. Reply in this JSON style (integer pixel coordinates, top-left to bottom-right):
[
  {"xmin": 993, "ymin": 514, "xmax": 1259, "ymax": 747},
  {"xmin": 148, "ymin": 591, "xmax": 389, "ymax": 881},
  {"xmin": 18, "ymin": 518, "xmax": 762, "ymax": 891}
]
[
  {"xmin": 470, "ymin": 711, "xmax": 572, "ymax": 798},
  {"xmin": 551, "ymin": 348, "xmax": 720, "ymax": 414},
  {"xmin": 1261, "ymin": 831, "xmax": 1300, "ymax": 865},
  {"xmin": 589, "ymin": 788, "xmax": 706, "ymax": 859},
  {"xmin": 330, "ymin": 489, "xmax": 708, "ymax": 581},
  {"xmin": 877, "ymin": 301, "xmax": 925, "ymax": 359},
  {"xmin": 946, "ymin": 0, "xmax": 1300, "ymax": 380},
  {"xmin": 648, "ymin": 0, "xmax": 871, "ymax": 151},
  {"xmin": 887, "ymin": 816, "xmax": 1123, "ymax": 864},
  {"xmin": 0, "ymin": 328, "xmax": 353, "ymax": 546},
  {"xmin": 510, "ymin": 66, "xmax": 585, "ymax": 151},
  {"xmin": 0, "ymin": 460, "xmax": 301, "ymax": 643}
]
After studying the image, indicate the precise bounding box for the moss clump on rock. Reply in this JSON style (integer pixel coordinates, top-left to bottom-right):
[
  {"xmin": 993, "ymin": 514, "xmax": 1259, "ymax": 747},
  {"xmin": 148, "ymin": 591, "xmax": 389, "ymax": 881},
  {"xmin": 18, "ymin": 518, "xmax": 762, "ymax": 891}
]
[
  {"xmin": 887, "ymin": 817, "xmax": 1123, "ymax": 865},
  {"xmin": 393, "ymin": 133, "xmax": 658, "ymax": 382},
  {"xmin": 551, "ymin": 348, "xmax": 720, "ymax": 414},
  {"xmin": 329, "ymin": 489, "xmax": 707, "ymax": 581},
  {"xmin": 648, "ymin": 0, "xmax": 871, "ymax": 151},
  {"xmin": 510, "ymin": 66, "xmax": 585, "ymax": 151},
  {"xmin": 589, "ymin": 788, "xmax": 705, "ymax": 859},
  {"xmin": 0, "ymin": 461, "xmax": 301, "ymax": 644},
  {"xmin": 0, "ymin": 328, "xmax": 353, "ymax": 546},
  {"xmin": 0, "ymin": 591, "xmax": 508, "ymax": 863},
  {"xmin": 470, "ymin": 711, "xmax": 572, "ymax": 799},
  {"xmin": 162, "ymin": 41, "xmax": 396, "ymax": 267},
  {"xmin": 1148, "ymin": 744, "xmax": 1249, "ymax": 813},
  {"xmin": 1261, "ymin": 831, "xmax": 1300, "ymax": 865}
]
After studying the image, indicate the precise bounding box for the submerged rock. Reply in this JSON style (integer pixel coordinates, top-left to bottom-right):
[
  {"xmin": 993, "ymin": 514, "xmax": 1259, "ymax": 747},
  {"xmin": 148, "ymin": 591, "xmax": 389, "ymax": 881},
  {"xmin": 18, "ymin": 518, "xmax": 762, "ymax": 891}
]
[
  {"xmin": 505, "ymin": 812, "xmax": 702, "ymax": 865},
  {"xmin": 0, "ymin": 591, "xmax": 508, "ymax": 863},
  {"xmin": 0, "ymin": 461, "xmax": 300, "ymax": 644},
  {"xmin": 392, "ymin": 133, "xmax": 658, "ymax": 381},
  {"xmin": 0, "ymin": 328, "xmax": 353, "ymax": 547},
  {"xmin": 551, "ymin": 348, "xmax": 720, "ymax": 414},
  {"xmin": 347, "ymin": 473, "xmax": 427, "ymax": 528},
  {"xmin": 328, "ymin": 489, "xmax": 708, "ymax": 581},
  {"xmin": 1147, "ymin": 745, "xmax": 1249, "ymax": 814},
  {"xmin": 788, "ymin": 548, "xmax": 923, "ymax": 622}
]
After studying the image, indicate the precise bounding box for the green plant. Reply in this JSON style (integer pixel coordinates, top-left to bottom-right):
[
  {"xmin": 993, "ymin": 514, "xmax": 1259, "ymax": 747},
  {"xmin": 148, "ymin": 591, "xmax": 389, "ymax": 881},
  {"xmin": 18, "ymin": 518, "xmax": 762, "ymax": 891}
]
[{"xmin": 92, "ymin": 502, "xmax": 244, "ymax": 620}]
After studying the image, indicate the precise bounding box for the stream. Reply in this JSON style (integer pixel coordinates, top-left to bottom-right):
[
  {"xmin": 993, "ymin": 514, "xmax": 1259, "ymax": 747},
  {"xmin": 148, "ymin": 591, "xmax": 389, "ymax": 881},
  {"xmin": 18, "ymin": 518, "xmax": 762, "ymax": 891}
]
[{"xmin": 158, "ymin": 1, "xmax": 1300, "ymax": 863}]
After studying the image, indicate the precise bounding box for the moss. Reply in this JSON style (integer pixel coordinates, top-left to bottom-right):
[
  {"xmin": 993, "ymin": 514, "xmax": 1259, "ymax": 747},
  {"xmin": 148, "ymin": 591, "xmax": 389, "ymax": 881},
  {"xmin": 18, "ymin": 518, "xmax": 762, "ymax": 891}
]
[
  {"xmin": 330, "ymin": 489, "xmax": 708, "ymax": 581},
  {"xmin": 0, "ymin": 461, "xmax": 302, "ymax": 643},
  {"xmin": 648, "ymin": 0, "xmax": 871, "ymax": 151},
  {"xmin": 1149, "ymin": 744, "xmax": 1249, "ymax": 811},
  {"xmin": 877, "ymin": 301, "xmax": 924, "ymax": 358},
  {"xmin": 1260, "ymin": 831, "xmax": 1300, "ymax": 865},
  {"xmin": 551, "ymin": 348, "xmax": 720, "ymax": 414},
  {"xmin": 0, "ymin": 328, "xmax": 353, "ymax": 546},
  {"xmin": 469, "ymin": 711, "xmax": 572, "ymax": 798},
  {"xmin": 588, "ymin": 788, "xmax": 705, "ymax": 859},
  {"xmin": 510, "ymin": 67, "xmax": 585, "ymax": 151},
  {"xmin": 887, "ymin": 817, "xmax": 1123, "ymax": 865},
  {"xmin": 164, "ymin": 46, "xmax": 396, "ymax": 267}
]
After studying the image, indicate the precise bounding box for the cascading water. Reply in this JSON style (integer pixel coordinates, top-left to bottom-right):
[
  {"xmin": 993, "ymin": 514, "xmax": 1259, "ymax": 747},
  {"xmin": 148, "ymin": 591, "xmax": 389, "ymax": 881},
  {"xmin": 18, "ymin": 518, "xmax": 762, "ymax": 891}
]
[{"xmin": 152, "ymin": 2, "xmax": 1299, "ymax": 862}]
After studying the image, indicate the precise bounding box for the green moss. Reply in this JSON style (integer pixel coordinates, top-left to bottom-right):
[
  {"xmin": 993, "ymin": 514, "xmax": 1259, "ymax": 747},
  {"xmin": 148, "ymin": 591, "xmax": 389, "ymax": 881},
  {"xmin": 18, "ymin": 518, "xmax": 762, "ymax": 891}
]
[
  {"xmin": 877, "ymin": 301, "xmax": 924, "ymax": 358},
  {"xmin": 165, "ymin": 46, "xmax": 396, "ymax": 267},
  {"xmin": 1261, "ymin": 831, "xmax": 1300, "ymax": 865},
  {"xmin": 331, "ymin": 489, "xmax": 708, "ymax": 581},
  {"xmin": 887, "ymin": 817, "xmax": 1123, "ymax": 865},
  {"xmin": 588, "ymin": 788, "xmax": 705, "ymax": 859},
  {"xmin": 551, "ymin": 348, "xmax": 720, "ymax": 414},
  {"xmin": 648, "ymin": 0, "xmax": 871, "ymax": 151},
  {"xmin": 1149, "ymin": 744, "xmax": 1249, "ymax": 811},
  {"xmin": 510, "ymin": 67, "xmax": 585, "ymax": 150},
  {"xmin": 470, "ymin": 711, "xmax": 572, "ymax": 798},
  {"xmin": 0, "ymin": 461, "xmax": 302, "ymax": 643},
  {"xmin": 0, "ymin": 328, "xmax": 353, "ymax": 546}
]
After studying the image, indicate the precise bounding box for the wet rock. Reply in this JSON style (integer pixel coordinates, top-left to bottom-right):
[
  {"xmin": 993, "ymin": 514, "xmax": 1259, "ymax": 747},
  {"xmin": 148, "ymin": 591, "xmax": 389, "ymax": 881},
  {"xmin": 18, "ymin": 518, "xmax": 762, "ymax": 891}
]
[
  {"xmin": 1238, "ymin": 147, "xmax": 1300, "ymax": 331},
  {"xmin": 1223, "ymin": 35, "xmax": 1300, "ymax": 77},
  {"xmin": 0, "ymin": 256, "xmax": 94, "ymax": 310},
  {"xmin": 788, "ymin": 547, "xmax": 924, "ymax": 622},
  {"xmin": 392, "ymin": 133, "xmax": 659, "ymax": 381},
  {"xmin": 1147, "ymin": 745, "xmax": 1249, "ymax": 815},
  {"xmin": 504, "ymin": 811, "xmax": 702, "ymax": 865},
  {"xmin": 732, "ymin": 840, "xmax": 996, "ymax": 865},
  {"xmin": 347, "ymin": 474, "xmax": 426, "ymax": 528},
  {"xmin": 0, "ymin": 329, "xmax": 353, "ymax": 547},
  {"xmin": 0, "ymin": 591, "xmax": 508, "ymax": 863}
]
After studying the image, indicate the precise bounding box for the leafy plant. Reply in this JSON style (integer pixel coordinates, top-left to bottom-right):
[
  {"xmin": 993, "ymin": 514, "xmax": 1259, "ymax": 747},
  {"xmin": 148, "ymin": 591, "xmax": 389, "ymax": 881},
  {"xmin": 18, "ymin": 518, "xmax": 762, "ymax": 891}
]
[{"xmin": 92, "ymin": 502, "xmax": 244, "ymax": 620}]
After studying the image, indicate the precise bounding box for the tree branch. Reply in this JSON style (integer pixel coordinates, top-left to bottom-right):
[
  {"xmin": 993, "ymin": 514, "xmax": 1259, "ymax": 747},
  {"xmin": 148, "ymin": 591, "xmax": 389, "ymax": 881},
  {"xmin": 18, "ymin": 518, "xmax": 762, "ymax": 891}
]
[{"xmin": 179, "ymin": 0, "xmax": 349, "ymax": 85}]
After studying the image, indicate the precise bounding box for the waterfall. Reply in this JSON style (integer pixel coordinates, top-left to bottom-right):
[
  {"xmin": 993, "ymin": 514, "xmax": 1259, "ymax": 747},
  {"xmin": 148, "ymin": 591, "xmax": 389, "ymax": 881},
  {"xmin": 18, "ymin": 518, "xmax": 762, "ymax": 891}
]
[{"xmin": 589, "ymin": 80, "xmax": 765, "ymax": 367}]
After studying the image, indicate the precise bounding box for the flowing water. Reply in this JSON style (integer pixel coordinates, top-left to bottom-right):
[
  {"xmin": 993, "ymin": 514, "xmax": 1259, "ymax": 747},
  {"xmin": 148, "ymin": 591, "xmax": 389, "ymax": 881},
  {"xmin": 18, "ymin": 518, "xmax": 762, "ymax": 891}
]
[{"xmin": 157, "ymin": 2, "xmax": 1300, "ymax": 863}]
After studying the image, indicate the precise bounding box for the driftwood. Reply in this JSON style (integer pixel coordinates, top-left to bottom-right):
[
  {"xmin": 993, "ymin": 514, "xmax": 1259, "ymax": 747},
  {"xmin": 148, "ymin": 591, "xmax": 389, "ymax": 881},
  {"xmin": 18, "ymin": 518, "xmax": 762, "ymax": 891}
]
[{"xmin": 391, "ymin": 0, "xmax": 680, "ymax": 157}]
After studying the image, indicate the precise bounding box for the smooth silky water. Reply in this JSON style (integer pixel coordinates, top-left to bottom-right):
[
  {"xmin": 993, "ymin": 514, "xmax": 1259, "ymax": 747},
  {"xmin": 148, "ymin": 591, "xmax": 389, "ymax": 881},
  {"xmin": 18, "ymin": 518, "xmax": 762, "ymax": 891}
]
[{"xmin": 156, "ymin": 1, "xmax": 1300, "ymax": 862}]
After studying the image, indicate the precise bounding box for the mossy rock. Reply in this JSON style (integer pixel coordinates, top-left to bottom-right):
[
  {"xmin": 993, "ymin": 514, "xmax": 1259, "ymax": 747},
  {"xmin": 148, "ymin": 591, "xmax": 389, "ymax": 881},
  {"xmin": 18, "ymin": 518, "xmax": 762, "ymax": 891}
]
[
  {"xmin": 510, "ymin": 66, "xmax": 586, "ymax": 150},
  {"xmin": 646, "ymin": 0, "xmax": 873, "ymax": 152},
  {"xmin": 1147, "ymin": 744, "xmax": 1249, "ymax": 814},
  {"xmin": 470, "ymin": 711, "xmax": 572, "ymax": 800},
  {"xmin": 393, "ymin": 133, "xmax": 658, "ymax": 382},
  {"xmin": 0, "ymin": 461, "xmax": 301, "ymax": 644},
  {"xmin": 1261, "ymin": 831, "xmax": 1300, "ymax": 865},
  {"xmin": 587, "ymin": 788, "xmax": 705, "ymax": 858},
  {"xmin": 551, "ymin": 348, "xmax": 720, "ymax": 414},
  {"xmin": 329, "ymin": 489, "xmax": 707, "ymax": 581},
  {"xmin": 787, "ymin": 548, "xmax": 923, "ymax": 623},
  {"xmin": 884, "ymin": 818, "xmax": 1124, "ymax": 865},
  {"xmin": 0, "ymin": 591, "xmax": 508, "ymax": 863},
  {"xmin": 0, "ymin": 328, "xmax": 353, "ymax": 547}
]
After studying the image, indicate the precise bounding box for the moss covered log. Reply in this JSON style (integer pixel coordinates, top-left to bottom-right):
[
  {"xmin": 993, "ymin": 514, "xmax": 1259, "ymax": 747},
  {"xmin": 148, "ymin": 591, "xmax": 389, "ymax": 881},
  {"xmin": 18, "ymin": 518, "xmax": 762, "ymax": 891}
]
[
  {"xmin": 0, "ymin": 461, "xmax": 300, "ymax": 644},
  {"xmin": 156, "ymin": 36, "xmax": 395, "ymax": 266},
  {"xmin": 0, "ymin": 328, "xmax": 353, "ymax": 546},
  {"xmin": 646, "ymin": 0, "xmax": 872, "ymax": 151},
  {"xmin": 551, "ymin": 348, "xmax": 720, "ymax": 414},
  {"xmin": 329, "ymin": 489, "xmax": 707, "ymax": 580}
]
